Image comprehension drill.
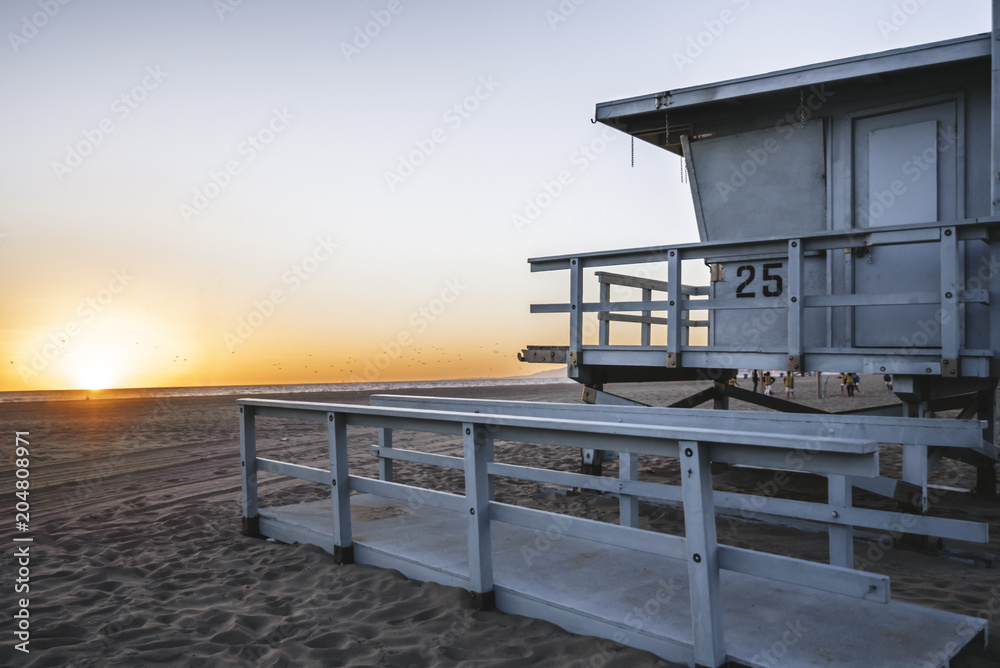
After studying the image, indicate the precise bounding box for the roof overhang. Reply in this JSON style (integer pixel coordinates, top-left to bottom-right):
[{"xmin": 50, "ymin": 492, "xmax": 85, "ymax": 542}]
[{"xmin": 596, "ymin": 33, "xmax": 990, "ymax": 124}]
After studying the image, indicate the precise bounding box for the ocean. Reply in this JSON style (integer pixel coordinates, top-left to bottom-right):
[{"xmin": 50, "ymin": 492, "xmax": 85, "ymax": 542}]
[{"xmin": 0, "ymin": 376, "xmax": 574, "ymax": 404}]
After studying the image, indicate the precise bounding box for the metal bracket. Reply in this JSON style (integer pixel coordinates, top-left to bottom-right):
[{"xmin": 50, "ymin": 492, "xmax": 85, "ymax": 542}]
[
  {"xmin": 334, "ymin": 544, "xmax": 355, "ymax": 565},
  {"xmin": 709, "ymin": 263, "xmax": 724, "ymax": 282},
  {"xmin": 241, "ymin": 515, "xmax": 261, "ymax": 538},
  {"xmin": 941, "ymin": 358, "xmax": 959, "ymax": 378},
  {"xmin": 666, "ymin": 352, "xmax": 678, "ymax": 368},
  {"xmin": 581, "ymin": 386, "xmax": 597, "ymax": 404},
  {"xmin": 470, "ymin": 590, "xmax": 496, "ymax": 611},
  {"xmin": 788, "ymin": 354, "xmax": 802, "ymax": 373},
  {"xmin": 567, "ymin": 351, "xmax": 579, "ymax": 367}
]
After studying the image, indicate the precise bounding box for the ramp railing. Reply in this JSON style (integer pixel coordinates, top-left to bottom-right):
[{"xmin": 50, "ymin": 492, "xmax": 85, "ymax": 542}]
[
  {"xmin": 237, "ymin": 396, "xmax": 987, "ymax": 668},
  {"xmin": 527, "ymin": 217, "xmax": 1000, "ymax": 378}
]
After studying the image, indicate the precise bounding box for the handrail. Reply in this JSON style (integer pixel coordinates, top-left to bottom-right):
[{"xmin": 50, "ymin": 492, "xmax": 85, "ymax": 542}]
[
  {"xmin": 238, "ymin": 396, "xmax": 987, "ymax": 668},
  {"xmin": 527, "ymin": 217, "xmax": 1000, "ymax": 271}
]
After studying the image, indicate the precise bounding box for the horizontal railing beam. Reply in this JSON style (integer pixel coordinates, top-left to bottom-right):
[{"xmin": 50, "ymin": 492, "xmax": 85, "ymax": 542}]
[
  {"xmin": 348, "ymin": 475, "xmax": 466, "ymax": 513},
  {"xmin": 370, "ymin": 445, "xmax": 463, "ymax": 470},
  {"xmin": 256, "ymin": 457, "xmax": 330, "ymax": 485},
  {"xmin": 369, "ymin": 396, "xmax": 983, "ymax": 450},
  {"xmin": 527, "ymin": 217, "xmax": 1000, "ymax": 272},
  {"xmin": 366, "ymin": 444, "xmax": 983, "ymax": 542},
  {"xmin": 490, "ymin": 502, "xmax": 890, "ymax": 602}
]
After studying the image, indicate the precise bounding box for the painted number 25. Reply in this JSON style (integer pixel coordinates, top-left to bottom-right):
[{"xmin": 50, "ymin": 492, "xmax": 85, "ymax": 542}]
[{"xmin": 736, "ymin": 263, "xmax": 783, "ymax": 298}]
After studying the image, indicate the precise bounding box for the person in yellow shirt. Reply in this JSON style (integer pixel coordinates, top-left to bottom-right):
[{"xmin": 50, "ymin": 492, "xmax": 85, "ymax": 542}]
[
  {"xmin": 763, "ymin": 371, "xmax": 775, "ymax": 396},
  {"xmin": 784, "ymin": 373, "xmax": 794, "ymax": 399}
]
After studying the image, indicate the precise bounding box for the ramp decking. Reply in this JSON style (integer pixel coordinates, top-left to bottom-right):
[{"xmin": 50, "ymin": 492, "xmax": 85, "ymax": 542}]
[{"xmin": 260, "ymin": 494, "xmax": 986, "ymax": 668}]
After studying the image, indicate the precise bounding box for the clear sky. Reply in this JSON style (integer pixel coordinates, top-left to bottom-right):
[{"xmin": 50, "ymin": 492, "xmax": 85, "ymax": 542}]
[{"xmin": 0, "ymin": 0, "xmax": 991, "ymax": 392}]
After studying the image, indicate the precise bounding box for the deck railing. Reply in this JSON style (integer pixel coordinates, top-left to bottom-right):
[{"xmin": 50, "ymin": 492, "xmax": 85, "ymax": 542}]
[
  {"xmin": 238, "ymin": 396, "xmax": 988, "ymax": 668},
  {"xmin": 527, "ymin": 217, "xmax": 1000, "ymax": 378}
]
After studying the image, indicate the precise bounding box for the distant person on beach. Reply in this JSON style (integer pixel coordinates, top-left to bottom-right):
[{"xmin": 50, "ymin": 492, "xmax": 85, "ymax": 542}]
[
  {"xmin": 884, "ymin": 373, "xmax": 893, "ymax": 391},
  {"xmin": 784, "ymin": 373, "xmax": 794, "ymax": 399},
  {"xmin": 846, "ymin": 372, "xmax": 856, "ymax": 397},
  {"xmin": 839, "ymin": 372, "xmax": 846, "ymax": 396},
  {"xmin": 763, "ymin": 372, "xmax": 775, "ymax": 396},
  {"xmin": 752, "ymin": 369, "xmax": 759, "ymax": 393},
  {"xmin": 728, "ymin": 376, "xmax": 740, "ymax": 387},
  {"xmin": 853, "ymin": 372, "xmax": 862, "ymax": 394}
]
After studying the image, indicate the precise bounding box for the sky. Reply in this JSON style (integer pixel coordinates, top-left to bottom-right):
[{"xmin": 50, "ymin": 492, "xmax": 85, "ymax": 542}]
[{"xmin": 0, "ymin": 0, "xmax": 992, "ymax": 392}]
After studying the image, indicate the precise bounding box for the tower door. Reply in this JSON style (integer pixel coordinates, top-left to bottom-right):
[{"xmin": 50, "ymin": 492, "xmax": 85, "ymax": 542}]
[{"xmin": 851, "ymin": 101, "xmax": 959, "ymax": 348}]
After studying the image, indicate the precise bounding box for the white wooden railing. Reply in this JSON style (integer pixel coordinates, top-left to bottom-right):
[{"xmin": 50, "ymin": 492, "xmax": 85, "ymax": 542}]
[{"xmin": 238, "ymin": 397, "xmax": 988, "ymax": 668}]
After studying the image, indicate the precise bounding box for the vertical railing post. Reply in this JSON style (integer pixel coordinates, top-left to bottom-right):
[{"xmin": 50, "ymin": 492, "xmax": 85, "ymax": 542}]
[
  {"xmin": 378, "ymin": 427, "xmax": 394, "ymax": 482},
  {"xmin": 828, "ymin": 474, "xmax": 854, "ymax": 568},
  {"xmin": 680, "ymin": 440, "xmax": 726, "ymax": 667},
  {"xmin": 328, "ymin": 411, "xmax": 354, "ymax": 564},
  {"xmin": 940, "ymin": 226, "xmax": 960, "ymax": 378},
  {"xmin": 641, "ymin": 286, "xmax": 652, "ymax": 348},
  {"xmin": 619, "ymin": 451, "xmax": 639, "ymax": 528},
  {"xmin": 239, "ymin": 404, "xmax": 260, "ymax": 537},
  {"xmin": 464, "ymin": 422, "xmax": 495, "ymax": 610},
  {"xmin": 976, "ymin": 387, "xmax": 998, "ymax": 497},
  {"xmin": 667, "ymin": 250, "xmax": 682, "ymax": 369},
  {"xmin": 787, "ymin": 239, "xmax": 804, "ymax": 375},
  {"xmin": 569, "ymin": 258, "xmax": 584, "ymax": 379},
  {"xmin": 902, "ymin": 401, "xmax": 930, "ymax": 512},
  {"xmin": 599, "ymin": 278, "xmax": 610, "ymax": 347}
]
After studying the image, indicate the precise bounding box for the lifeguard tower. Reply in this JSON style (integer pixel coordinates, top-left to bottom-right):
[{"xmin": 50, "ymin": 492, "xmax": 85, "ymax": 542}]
[
  {"xmin": 521, "ymin": 19, "xmax": 1000, "ymax": 509},
  {"xmin": 236, "ymin": 9, "xmax": 1000, "ymax": 668}
]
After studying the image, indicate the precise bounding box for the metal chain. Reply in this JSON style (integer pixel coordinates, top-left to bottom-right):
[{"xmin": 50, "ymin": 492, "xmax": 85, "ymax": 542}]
[
  {"xmin": 799, "ymin": 90, "xmax": 806, "ymax": 129},
  {"xmin": 631, "ymin": 136, "xmax": 634, "ymax": 168}
]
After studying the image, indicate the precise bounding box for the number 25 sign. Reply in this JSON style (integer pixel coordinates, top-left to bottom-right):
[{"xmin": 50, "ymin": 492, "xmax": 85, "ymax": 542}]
[{"xmin": 734, "ymin": 263, "xmax": 783, "ymax": 298}]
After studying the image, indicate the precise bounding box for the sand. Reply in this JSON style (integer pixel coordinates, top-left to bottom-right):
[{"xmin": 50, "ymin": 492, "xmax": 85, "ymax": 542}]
[{"xmin": 3, "ymin": 377, "xmax": 1000, "ymax": 667}]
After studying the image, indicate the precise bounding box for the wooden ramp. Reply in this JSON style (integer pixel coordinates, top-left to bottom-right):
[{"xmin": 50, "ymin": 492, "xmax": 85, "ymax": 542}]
[
  {"xmin": 260, "ymin": 494, "xmax": 985, "ymax": 668},
  {"xmin": 238, "ymin": 398, "xmax": 989, "ymax": 668}
]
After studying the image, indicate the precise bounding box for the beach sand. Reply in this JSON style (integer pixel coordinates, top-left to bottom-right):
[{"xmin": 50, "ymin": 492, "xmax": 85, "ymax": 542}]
[{"xmin": 3, "ymin": 377, "xmax": 1000, "ymax": 667}]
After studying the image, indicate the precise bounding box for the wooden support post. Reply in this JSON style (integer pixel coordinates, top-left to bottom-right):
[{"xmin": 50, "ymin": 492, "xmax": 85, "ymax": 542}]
[
  {"xmin": 787, "ymin": 239, "xmax": 804, "ymax": 374},
  {"xmin": 641, "ymin": 286, "xmax": 652, "ymax": 347},
  {"xmin": 569, "ymin": 258, "xmax": 584, "ymax": 380},
  {"xmin": 666, "ymin": 250, "xmax": 682, "ymax": 369},
  {"xmin": 599, "ymin": 279, "xmax": 610, "ymax": 347},
  {"xmin": 680, "ymin": 440, "xmax": 726, "ymax": 667},
  {"xmin": 328, "ymin": 412, "xmax": 354, "ymax": 564},
  {"xmin": 976, "ymin": 386, "xmax": 998, "ymax": 498},
  {"xmin": 901, "ymin": 401, "xmax": 929, "ymax": 512},
  {"xmin": 464, "ymin": 423, "xmax": 495, "ymax": 610},
  {"xmin": 940, "ymin": 226, "xmax": 960, "ymax": 378},
  {"xmin": 378, "ymin": 427, "xmax": 393, "ymax": 482},
  {"xmin": 620, "ymin": 451, "xmax": 639, "ymax": 528},
  {"xmin": 239, "ymin": 404, "xmax": 260, "ymax": 537},
  {"xmin": 992, "ymin": 0, "xmax": 1000, "ymax": 214},
  {"xmin": 828, "ymin": 474, "xmax": 854, "ymax": 568}
]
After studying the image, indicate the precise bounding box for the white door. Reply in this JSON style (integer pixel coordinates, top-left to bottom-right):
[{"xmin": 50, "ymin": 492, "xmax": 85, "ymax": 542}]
[{"xmin": 852, "ymin": 101, "xmax": 959, "ymax": 348}]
